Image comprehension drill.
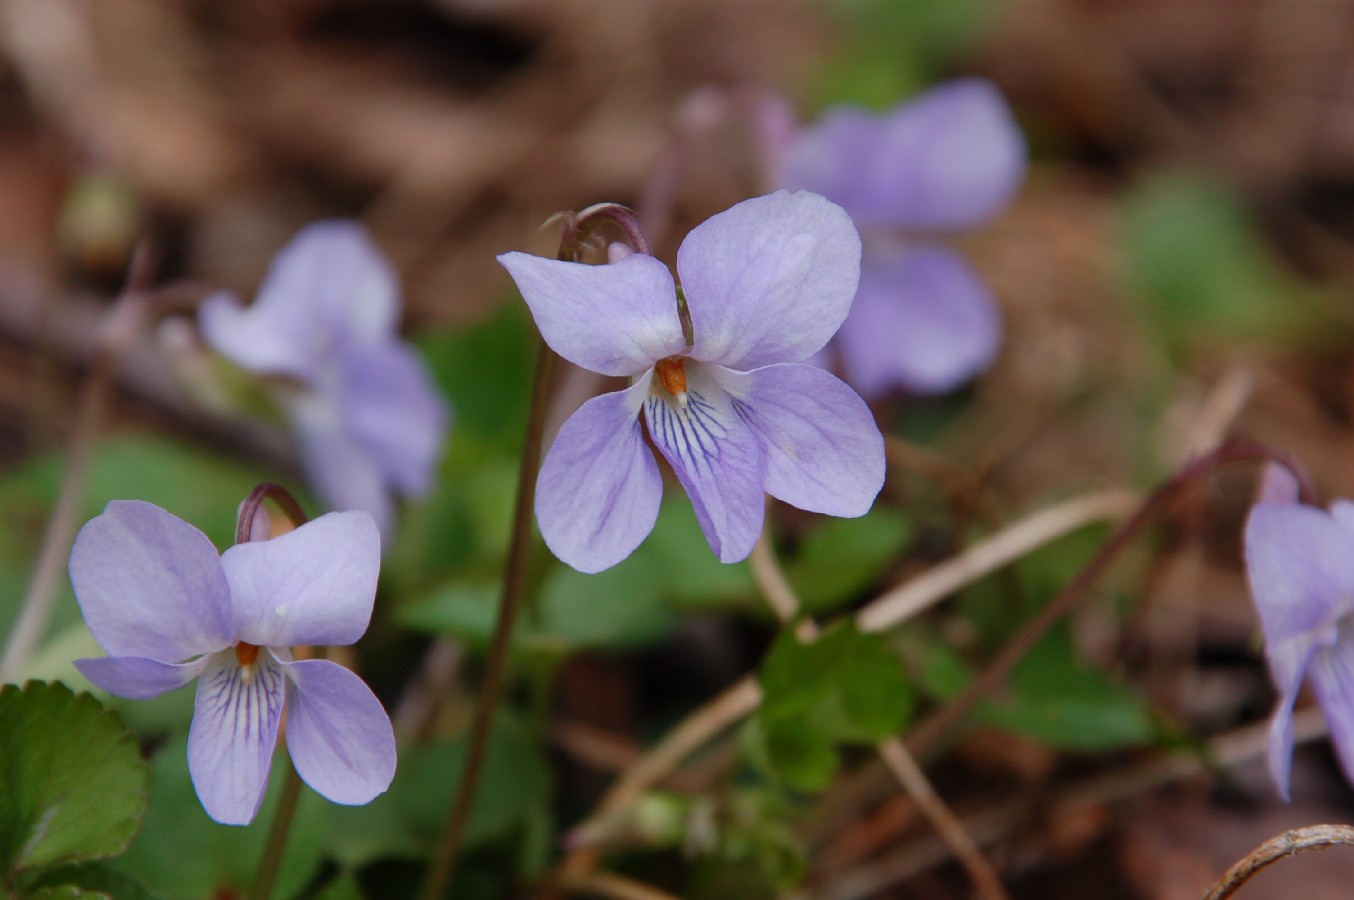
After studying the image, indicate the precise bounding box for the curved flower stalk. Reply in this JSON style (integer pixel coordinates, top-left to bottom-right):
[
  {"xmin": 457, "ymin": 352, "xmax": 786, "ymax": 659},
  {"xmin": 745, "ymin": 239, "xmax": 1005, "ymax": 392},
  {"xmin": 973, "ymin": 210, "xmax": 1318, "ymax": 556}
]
[
  {"xmin": 777, "ymin": 79, "xmax": 1026, "ymax": 395},
  {"xmin": 199, "ymin": 221, "xmax": 449, "ymax": 542},
  {"xmin": 70, "ymin": 500, "xmax": 396, "ymax": 825},
  {"xmin": 498, "ymin": 190, "xmax": 886, "ymax": 574},
  {"xmin": 1245, "ymin": 463, "xmax": 1354, "ymax": 799}
]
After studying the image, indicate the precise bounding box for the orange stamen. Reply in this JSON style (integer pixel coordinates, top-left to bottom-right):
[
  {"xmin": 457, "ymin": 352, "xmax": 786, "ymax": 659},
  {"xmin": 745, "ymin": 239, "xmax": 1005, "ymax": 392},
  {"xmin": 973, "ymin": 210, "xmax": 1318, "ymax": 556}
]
[
  {"xmin": 655, "ymin": 356, "xmax": 688, "ymax": 405},
  {"xmin": 234, "ymin": 642, "xmax": 260, "ymax": 667}
]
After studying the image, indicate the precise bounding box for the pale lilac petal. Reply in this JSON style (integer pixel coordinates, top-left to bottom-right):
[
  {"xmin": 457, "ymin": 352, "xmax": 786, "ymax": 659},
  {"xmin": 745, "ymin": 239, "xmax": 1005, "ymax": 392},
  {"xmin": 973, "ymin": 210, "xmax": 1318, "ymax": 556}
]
[
  {"xmin": 1308, "ymin": 628, "xmax": 1354, "ymax": 793},
  {"xmin": 220, "ymin": 511, "xmax": 380, "ymax": 648},
  {"xmin": 1245, "ymin": 504, "xmax": 1354, "ymax": 644},
  {"xmin": 69, "ymin": 501, "xmax": 232, "ymax": 662},
  {"xmin": 280, "ymin": 659, "xmax": 396, "ymax": 805},
  {"xmin": 199, "ymin": 291, "xmax": 316, "ymax": 382},
  {"xmin": 188, "ymin": 649, "xmax": 286, "ymax": 825},
  {"xmin": 341, "ymin": 342, "xmax": 449, "ymax": 496},
  {"xmin": 1256, "ymin": 462, "xmax": 1300, "ymax": 507},
  {"xmin": 75, "ymin": 655, "xmax": 208, "ymax": 700},
  {"xmin": 536, "ymin": 378, "xmax": 663, "ymax": 573},
  {"xmin": 1331, "ymin": 500, "xmax": 1354, "ymax": 541},
  {"xmin": 497, "ymin": 252, "xmax": 687, "ymax": 376},
  {"xmin": 289, "ymin": 390, "xmax": 395, "ymax": 538},
  {"xmin": 785, "ymin": 80, "xmax": 1025, "ymax": 231},
  {"xmin": 679, "ymin": 191, "xmax": 861, "ymax": 370},
  {"xmin": 837, "ymin": 246, "xmax": 1001, "ymax": 396},
  {"xmin": 712, "ymin": 363, "xmax": 883, "ymax": 517},
  {"xmin": 645, "ymin": 363, "xmax": 766, "ymax": 562},
  {"xmin": 1264, "ymin": 638, "xmax": 1312, "ymax": 801}
]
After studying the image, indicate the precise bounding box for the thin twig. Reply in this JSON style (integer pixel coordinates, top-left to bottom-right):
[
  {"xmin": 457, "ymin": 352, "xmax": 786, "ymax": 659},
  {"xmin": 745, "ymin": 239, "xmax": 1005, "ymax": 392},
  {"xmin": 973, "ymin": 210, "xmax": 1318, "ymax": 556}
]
[
  {"xmin": 249, "ymin": 761, "xmax": 305, "ymax": 900},
  {"xmin": 418, "ymin": 340, "xmax": 557, "ymax": 900},
  {"xmin": 0, "ymin": 244, "xmax": 157, "ymax": 682},
  {"xmin": 562, "ymin": 870, "xmax": 683, "ymax": 900},
  {"xmin": 1203, "ymin": 824, "xmax": 1354, "ymax": 900}
]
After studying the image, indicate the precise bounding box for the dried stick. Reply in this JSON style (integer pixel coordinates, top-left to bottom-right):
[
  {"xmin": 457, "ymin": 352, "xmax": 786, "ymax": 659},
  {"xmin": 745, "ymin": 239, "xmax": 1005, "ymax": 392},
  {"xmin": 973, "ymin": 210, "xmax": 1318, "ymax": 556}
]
[{"xmin": 1202, "ymin": 824, "xmax": 1354, "ymax": 900}]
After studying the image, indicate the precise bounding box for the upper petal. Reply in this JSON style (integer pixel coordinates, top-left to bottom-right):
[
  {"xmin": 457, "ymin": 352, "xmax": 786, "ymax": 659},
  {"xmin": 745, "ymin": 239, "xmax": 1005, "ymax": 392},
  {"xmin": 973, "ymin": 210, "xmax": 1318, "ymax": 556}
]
[
  {"xmin": 713, "ymin": 363, "xmax": 883, "ymax": 518},
  {"xmin": 188, "ymin": 649, "xmax": 286, "ymax": 825},
  {"xmin": 288, "ymin": 390, "xmax": 396, "ymax": 540},
  {"xmin": 199, "ymin": 222, "xmax": 400, "ymax": 379},
  {"xmin": 497, "ymin": 251, "xmax": 687, "ymax": 376},
  {"xmin": 536, "ymin": 378, "xmax": 664, "ymax": 573},
  {"xmin": 340, "ymin": 341, "xmax": 450, "ymax": 497},
  {"xmin": 280, "ymin": 658, "xmax": 396, "ymax": 806},
  {"xmin": 69, "ymin": 501, "xmax": 233, "ymax": 662},
  {"xmin": 784, "ymin": 80, "xmax": 1025, "ymax": 232},
  {"xmin": 644, "ymin": 363, "xmax": 766, "ymax": 563},
  {"xmin": 1256, "ymin": 461, "xmax": 1301, "ymax": 507},
  {"xmin": 75, "ymin": 655, "xmax": 208, "ymax": 700},
  {"xmin": 680, "ymin": 190, "xmax": 861, "ymax": 370},
  {"xmin": 1245, "ymin": 503, "xmax": 1354, "ymax": 644},
  {"xmin": 837, "ymin": 246, "xmax": 1001, "ymax": 396},
  {"xmin": 220, "ymin": 511, "xmax": 380, "ymax": 648}
]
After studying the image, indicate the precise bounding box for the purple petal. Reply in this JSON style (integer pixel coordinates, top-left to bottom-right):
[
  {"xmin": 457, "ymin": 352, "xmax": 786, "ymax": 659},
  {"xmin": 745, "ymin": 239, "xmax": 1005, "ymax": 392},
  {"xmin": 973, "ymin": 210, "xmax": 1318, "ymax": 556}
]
[
  {"xmin": 644, "ymin": 363, "xmax": 766, "ymax": 563},
  {"xmin": 1255, "ymin": 462, "xmax": 1300, "ymax": 507},
  {"xmin": 341, "ymin": 342, "xmax": 449, "ymax": 497},
  {"xmin": 679, "ymin": 191, "xmax": 861, "ymax": 370},
  {"xmin": 289, "ymin": 390, "xmax": 396, "ymax": 539},
  {"xmin": 280, "ymin": 659, "xmax": 396, "ymax": 806},
  {"xmin": 713, "ymin": 363, "xmax": 883, "ymax": 517},
  {"xmin": 69, "ymin": 501, "xmax": 232, "ymax": 662},
  {"xmin": 1264, "ymin": 638, "xmax": 1312, "ymax": 800},
  {"xmin": 200, "ymin": 222, "xmax": 399, "ymax": 380},
  {"xmin": 785, "ymin": 79, "xmax": 1025, "ymax": 231},
  {"xmin": 536, "ymin": 379, "xmax": 663, "ymax": 573},
  {"xmin": 219, "ymin": 511, "xmax": 380, "ymax": 648},
  {"xmin": 497, "ymin": 252, "xmax": 687, "ymax": 376},
  {"xmin": 1245, "ymin": 503, "xmax": 1354, "ymax": 644},
  {"xmin": 75, "ymin": 655, "xmax": 207, "ymax": 700},
  {"xmin": 1308, "ymin": 628, "xmax": 1354, "ymax": 793},
  {"xmin": 838, "ymin": 245, "xmax": 1001, "ymax": 396},
  {"xmin": 188, "ymin": 649, "xmax": 286, "ymax": 825}
]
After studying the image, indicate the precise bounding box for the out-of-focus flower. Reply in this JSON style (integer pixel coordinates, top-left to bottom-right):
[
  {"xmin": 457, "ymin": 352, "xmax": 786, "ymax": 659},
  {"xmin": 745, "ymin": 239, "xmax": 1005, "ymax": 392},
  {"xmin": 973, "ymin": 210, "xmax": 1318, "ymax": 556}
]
[
  {"xmin": 498, "ymin": 190, "xmax": 885, "ymax": 573},
  {"xmin": 199, "ymin": 222, "xmax": 448, "ymax": 540},
  {"xmin": 777, "ymin": 79, "xmax": 1026, "ymax": 395},
  {"xmin": 1244, "ymin": 463, "xmax": 1354, "ymax": 798},
  {"xmin": 71, "ymin": 500, "xmax": 396, "ymax": 825}
]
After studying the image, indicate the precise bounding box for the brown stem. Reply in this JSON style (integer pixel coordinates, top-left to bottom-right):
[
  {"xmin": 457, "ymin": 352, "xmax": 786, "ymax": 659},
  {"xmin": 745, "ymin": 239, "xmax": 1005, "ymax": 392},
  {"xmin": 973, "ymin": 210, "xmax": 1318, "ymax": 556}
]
[
  {"xmin": 235, "ymin": 483, "xmax": 309, "ymax": 544},
  {"xmin": 248, "ymin": 760, "xmax": 305, "ymax": 900},
  {"xmin": 1202, "ymin": 824, "xmax": 1354, "ymax": 900}
]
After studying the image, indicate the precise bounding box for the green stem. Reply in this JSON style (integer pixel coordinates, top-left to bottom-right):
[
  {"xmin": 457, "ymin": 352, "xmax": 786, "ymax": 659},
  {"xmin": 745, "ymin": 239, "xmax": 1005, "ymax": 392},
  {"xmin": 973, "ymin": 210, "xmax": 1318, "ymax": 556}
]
[
  {"xmin": 418, "ymin": 339, "xmax": 557, "ymax": 900},
  {"xmin": 248, "ymin": 758, "xmax": 305, "ymax": 900}
]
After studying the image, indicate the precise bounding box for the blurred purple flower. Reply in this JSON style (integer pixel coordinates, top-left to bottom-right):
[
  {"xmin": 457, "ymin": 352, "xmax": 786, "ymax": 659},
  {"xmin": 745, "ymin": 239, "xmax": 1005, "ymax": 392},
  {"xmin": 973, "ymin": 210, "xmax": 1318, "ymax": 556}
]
[
  {"xmin": 498, "ymin": 190, "xmax": 885, "ymax": 573},
  {"xmin": 71, "ymin": 500, "xmax": 396, "ymax": 825},
  {"xmin": 199, "ymin": 221, "xmax": 448, "ymax": 540},
  {"xmin": 1245, "ymin": 463, "xmax": 1354, "ymax": 799},
  {"xmin": 777, "ymin": 79, "xmax": 1026, "ymax": 395}
]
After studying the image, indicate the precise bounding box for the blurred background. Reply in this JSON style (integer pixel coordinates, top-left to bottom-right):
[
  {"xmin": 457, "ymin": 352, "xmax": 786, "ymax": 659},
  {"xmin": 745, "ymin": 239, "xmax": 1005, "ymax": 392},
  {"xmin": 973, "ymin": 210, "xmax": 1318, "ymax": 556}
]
[{"xmin": 4, "ymin": 0, "xmax": 1354, "ymax": 897}]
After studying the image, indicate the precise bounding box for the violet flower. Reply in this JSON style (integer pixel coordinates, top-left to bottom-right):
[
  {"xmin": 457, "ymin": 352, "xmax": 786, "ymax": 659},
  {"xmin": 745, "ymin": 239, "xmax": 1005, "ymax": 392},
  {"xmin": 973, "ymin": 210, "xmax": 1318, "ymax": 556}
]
[
  {"xmin": 499, "ymin": 190, "xmax": 885, "ymax": 573},
  {"xmin": 1245, "ymin": 463, "xmax": 1354, "ymax": 798},
  {"xmin": 777, "ymin": 79, "xmax": 1026, "ymax": 395},
  {"xmin": 70, "ymin": 500, "xmax": 396, "ymax": 825},
  {"xmin": 199, "ymin": 222, "xmax": 448, "ymax": 540}
]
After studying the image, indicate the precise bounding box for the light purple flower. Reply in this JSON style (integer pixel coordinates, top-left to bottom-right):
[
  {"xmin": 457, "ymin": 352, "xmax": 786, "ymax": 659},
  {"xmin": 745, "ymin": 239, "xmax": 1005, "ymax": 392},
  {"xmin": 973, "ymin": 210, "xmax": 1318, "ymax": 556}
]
[
  {"xmin": 199, "ymin": 221, "xmax": 449, "ymax": 540},
  {"xmin": 1245, "ymin": 463, "xmax": 1354, "ymax": 799},
  {"xmin": 498, "ymin": 190, "xmax": 885, "ymax": 573},
  {"xmin": 70, "ymin": 500, "xmax": 396, "ymax": 825},
  {"xmin": 777, "ymin": 79, "xmax": 1026, "ymax": 395}
]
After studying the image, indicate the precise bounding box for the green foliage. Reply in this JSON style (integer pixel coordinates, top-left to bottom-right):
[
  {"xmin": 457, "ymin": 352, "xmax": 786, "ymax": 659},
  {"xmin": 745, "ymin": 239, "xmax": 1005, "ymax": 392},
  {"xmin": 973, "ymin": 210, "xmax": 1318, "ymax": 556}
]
[
  {"xmin": 784, "ymin": 507, "xmax": 911, "ymax": 614},
  {"xmin": 752, "ymin": 622, "xmax": 912, "ymax": 790},
  {"xmin": 112, "ymin": 737, "xmax": 327, "ymax": 899},
  {"xmin": 327, "ymin": 716, "xmax": 551, "ymax": 867},
  {"xmin": 0, "ymin": 682, "xmax": 148, "ymax": 889},
  {"xmin": 23, "ymin": 863, "xmax": 155, "ymax": 899},
  {"xmin": 919, "ymin": 626, "xmax": 1158, "ymax": 750},
  {"xmin": 809, "ymin": 0, "xmax": 998, "ymax": 108},
  {"xmin": 1120, "ymin": 173, "xmax": 1316, "ymax": 349}
]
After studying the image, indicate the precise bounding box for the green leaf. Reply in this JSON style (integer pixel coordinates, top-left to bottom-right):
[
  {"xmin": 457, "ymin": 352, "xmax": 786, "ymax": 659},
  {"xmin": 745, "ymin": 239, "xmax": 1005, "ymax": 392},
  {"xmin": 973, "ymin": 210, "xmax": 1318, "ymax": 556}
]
[
  {"xmin": 645, "ymin": 501, "xmax": 756, "ymax": 610},
  {"xmin": 326, "ymin": 716, "xmax": 550, "ymax": 866},
  {"xmin": 0, "ymin": 682, "xmax": 148, "ymax": 878},
  {"xmin": 784, "ymin": 508, "xmax": 912, "ymax": 614},
  {"xmin": 536, "ymin": 555, "xmax": 675, "ymax": 649},
  {"xmin": 753, "ymin": 622, "xmax": 912, "ymax": 790},
  {"xmin": 23, "ymin": 863, "xmax": 155, "ymax": 900},
  {"xmin": 111, "ymin": 737, "xmax": 326, "ymax": 899}
]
